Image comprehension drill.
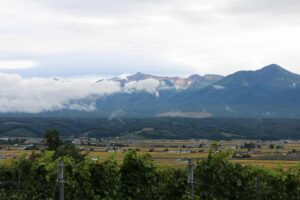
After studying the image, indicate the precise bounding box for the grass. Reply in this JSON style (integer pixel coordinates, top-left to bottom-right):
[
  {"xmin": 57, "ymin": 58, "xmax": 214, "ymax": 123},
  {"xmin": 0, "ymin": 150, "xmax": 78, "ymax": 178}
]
[
  {"xmin": 232, "ymin": 159, "xmax": 299, "ymax": 168},
  {"xmin": 87, "ymin": 151, "xmax": 300, "ymax": 169},
  {"xmin": 1, "ymin": 145, "xmax": 300, "ymax": 169}
]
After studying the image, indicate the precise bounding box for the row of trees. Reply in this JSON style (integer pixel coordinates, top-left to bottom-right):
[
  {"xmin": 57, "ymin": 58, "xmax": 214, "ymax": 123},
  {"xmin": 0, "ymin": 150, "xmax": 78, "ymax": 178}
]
[
  {"xmin": 0, "ymin": 130, "xmax": 300, "ymax": 199},
  {"xmin": 0, "ymin": 150, "xmax": 187, "ymax": 200}
]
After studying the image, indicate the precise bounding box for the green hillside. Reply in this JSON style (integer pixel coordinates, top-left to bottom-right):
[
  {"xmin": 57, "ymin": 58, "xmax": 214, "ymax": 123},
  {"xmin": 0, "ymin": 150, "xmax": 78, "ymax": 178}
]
[{"xmin": 1, "ymin": 117, "xmax": 300, "ymax": 140}]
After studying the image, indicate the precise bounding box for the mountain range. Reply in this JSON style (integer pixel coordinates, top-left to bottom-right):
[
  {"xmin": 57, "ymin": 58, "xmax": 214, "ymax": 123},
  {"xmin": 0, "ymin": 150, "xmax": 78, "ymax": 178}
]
[
  {"xmin": 107, "ymin": 72, "xmax": 223, "ymax": 90},
  {"xmin": 2, "ymin": 64, "xmax": 300, "ymax": 119},
  {"xmin": 1, "ymin": 117, "xmax": 300, "ymax": 140},
  {"xmin": 91, "ymin": 64, "xmax": 300, "ymax": 118}
]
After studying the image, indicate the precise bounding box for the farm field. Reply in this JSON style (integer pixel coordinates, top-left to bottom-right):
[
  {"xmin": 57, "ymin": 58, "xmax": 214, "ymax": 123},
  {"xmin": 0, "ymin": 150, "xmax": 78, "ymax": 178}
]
[
  {"xmin": 1, "ymin": 150, "xmax": 298, "ymax": 169},
  {"xmin": 88, "ymin": 151, "xmax": 300, "ymax": 168},
  {"xmin": 2, "ymin": 138, "xmax": 300, "ymax": 169}
]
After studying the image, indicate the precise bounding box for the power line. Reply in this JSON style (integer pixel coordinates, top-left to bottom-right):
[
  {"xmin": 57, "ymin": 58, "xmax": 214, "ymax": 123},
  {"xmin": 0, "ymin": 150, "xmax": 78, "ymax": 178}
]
[{"xmin": 58, "ymin": 159, "xmax": 64, "ymax": 200}]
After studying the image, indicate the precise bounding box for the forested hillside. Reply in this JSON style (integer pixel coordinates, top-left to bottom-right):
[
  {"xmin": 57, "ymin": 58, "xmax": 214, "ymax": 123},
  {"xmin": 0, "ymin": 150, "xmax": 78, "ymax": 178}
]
[
  {"xmin": 1, "ymin": 117, "xmax": 300, "ymax": 140},
  {"xmin": 2, "ymin": 65, "xmax": 300, "ymax": 119}
]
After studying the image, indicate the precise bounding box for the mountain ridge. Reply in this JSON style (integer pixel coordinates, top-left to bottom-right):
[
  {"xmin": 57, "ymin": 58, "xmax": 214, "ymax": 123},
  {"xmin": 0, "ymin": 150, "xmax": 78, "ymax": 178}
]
[
  {"xmin": 1, "ymin": 64, "xmax": 300, "ymax": 119},
  {"xmin": 107, "ymin": 72, "xmax": 223, "ymax": 90}
]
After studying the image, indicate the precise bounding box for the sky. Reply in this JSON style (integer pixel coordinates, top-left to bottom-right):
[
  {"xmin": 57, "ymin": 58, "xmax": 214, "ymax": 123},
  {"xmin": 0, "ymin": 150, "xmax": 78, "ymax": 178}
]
[
  {"xmin": 1, "ymin": 0, "xmax": 300, "ymax": 113},
  {"xmin": 0, "ymin": 0, "xmax": 300, "ymax": 77}
]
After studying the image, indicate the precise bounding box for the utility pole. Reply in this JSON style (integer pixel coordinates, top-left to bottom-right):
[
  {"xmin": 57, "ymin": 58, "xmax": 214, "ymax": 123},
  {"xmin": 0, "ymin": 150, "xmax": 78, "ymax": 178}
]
[
  {"xmin": 149, "ymin": 182, "xmax": 152, "ymax": 200},
  {"xmin": 17, "ymin": 171, "xmax": 21, "ymax": 192},
  {"xmin": 256, "ymin": 176, "xmax": 259, "ymax": 200},
  {"xmin": 58, "ymin": 159, "xmax": 64, "ymax": 200},
  {"xmin": 187, "ymin": 159, "xmax": 194, "ymax": 200}
]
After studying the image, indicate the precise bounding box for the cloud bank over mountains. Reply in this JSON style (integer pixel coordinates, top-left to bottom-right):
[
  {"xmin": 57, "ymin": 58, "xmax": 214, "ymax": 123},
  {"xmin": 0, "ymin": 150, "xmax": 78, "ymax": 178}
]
[
  {"xmin": 0, "ymin": 73, "xmax": 120, "ymax": 113},
  {"xmin": 0, "ymin": 69, "xmax": 223, "ymax": 113},
  {"xmin": 1, "ymin": 64, "xmax": 300, "ymax": 118},
  {"xmin": 0, "ymin": 73, "xmax": 167, "ymax": 113}
]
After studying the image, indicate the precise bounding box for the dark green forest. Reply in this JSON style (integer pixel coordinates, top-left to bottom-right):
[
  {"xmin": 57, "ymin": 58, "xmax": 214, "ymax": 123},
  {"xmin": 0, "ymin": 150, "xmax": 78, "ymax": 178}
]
[
  {"xmin": 1, "ymin": 117, "xmax": 300, "ymax": 140},
  {"xmin": 1, "ymin": 137, "xmax": 300, "ymax": 199}
]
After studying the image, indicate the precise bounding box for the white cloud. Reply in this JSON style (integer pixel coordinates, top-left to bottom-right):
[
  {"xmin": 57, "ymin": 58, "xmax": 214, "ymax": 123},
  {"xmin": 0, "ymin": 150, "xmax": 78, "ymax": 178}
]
[
  {"xmin": 0, "ymin": 73, "xmax": 164, "ymax": 113},
  {"xmin": 0, "ymin": 73, "xmax": 121, "ymax": 113},
  {"xmin": 124, "ymin": 78, "xmax": 160, "ymax": 94},
  {"xmin": 0, "ymin": 0, "xmax": 299, "ymax": 76},
  {"xmin": 0, "ymin": 60, "xmax": 37, "ymax": 70}
]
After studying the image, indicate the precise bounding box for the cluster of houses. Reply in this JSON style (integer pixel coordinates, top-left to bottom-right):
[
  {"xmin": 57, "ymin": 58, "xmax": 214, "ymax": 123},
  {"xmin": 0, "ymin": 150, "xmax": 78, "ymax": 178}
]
[
  {"xmin": 0, "ymin": 136, "xmax": 299, "ymax": 160},
  {"xmin": 69, "ymin": 136, "xmax": 98, "ymax": 145}
]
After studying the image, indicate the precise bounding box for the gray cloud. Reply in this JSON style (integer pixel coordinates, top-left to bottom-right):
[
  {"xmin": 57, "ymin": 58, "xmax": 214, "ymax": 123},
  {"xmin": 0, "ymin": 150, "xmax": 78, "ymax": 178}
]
[
  {"xmin": 0, "ymin": 73, "xmax": 121, "ymax": 113},
  {"xmin": 0, "ymin": 0, "xmax": 299, "ymax": 76},
  {"xmin": 33, "ymin": 0, "xmax": 175, "ymax": 17},
  {"xmin": 226, "ymin": 0, "xmax": 300, "ymax": 15},
  {"xmin": 0, "ymin": 72, "xmax": 165, "ymax": 113},
  {"xmin": 1, "ymin": 0, "xmax": 300, "ymax": 113},
  {"xmin": 0, "ymin": 52, "xmax": 186, "ymax": 77}
]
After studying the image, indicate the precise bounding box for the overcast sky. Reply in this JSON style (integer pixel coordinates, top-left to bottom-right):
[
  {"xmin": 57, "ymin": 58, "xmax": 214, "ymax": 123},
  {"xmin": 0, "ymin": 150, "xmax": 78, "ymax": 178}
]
[{"xmin": 1, "ymin": 0, "xmax": 300, "ymax": 77}]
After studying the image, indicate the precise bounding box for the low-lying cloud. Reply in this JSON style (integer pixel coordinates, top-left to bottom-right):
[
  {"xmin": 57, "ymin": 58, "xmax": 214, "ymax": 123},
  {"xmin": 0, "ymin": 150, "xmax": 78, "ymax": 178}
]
[
  {"xmin": 0, "ymin": 73, "xmax": 162, "ymax": 113},
  {"xmin": 0, "ymin": 73, "xmax": 121, "ymax": 113},
  {"xmin": 124, "ymin": 78, "xmax": 160, "ymax": 95}
]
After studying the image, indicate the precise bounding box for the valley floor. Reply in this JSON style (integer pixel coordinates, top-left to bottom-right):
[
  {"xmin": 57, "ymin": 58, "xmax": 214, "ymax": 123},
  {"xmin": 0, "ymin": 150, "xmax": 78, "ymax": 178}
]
[{"xmin": 2, "ymin": 139, "xmax": 300, "ymax": 169}]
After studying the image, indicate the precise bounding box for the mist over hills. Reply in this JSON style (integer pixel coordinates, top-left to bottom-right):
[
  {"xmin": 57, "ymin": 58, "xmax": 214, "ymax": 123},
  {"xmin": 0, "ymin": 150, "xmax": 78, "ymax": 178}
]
[
  {"xmin": 75, "ymin": 64, "xmax": 300, "ymax": 118},
  {"xmin": 2, "ymin": 64, "xmax": 300, "ymax": 139},
  {"xmin": 1, "ymin": 64, "xmax": 300, "ymax": 119}
]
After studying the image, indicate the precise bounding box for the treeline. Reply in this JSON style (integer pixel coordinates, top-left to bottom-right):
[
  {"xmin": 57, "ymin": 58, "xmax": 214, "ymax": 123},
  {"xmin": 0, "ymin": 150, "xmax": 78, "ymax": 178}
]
[
  {"xmin": 1, "ymin": 150, "xmax": 300, "ymax": 199},
  {"xmin": 2, "ymin": 117, "xmax": 300, "ymax": 140}
]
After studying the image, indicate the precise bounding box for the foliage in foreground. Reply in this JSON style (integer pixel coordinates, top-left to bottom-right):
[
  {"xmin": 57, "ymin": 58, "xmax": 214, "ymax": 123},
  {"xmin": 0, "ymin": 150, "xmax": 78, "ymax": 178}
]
[{"xmin": 1, "ymin": 149, "xmax": 300, "ymax": 199}]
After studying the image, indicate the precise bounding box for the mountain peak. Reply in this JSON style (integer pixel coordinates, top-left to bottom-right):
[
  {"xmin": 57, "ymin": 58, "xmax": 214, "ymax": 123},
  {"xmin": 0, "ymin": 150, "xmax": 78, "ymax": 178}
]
[
  {"xmin": 258, "ymin": 64, "xmax": 289, "ymax": 74},
  {"xmin": 203, "ymin": 74, "xmax": 224, "ymax": 81},
  {"xmin": 127, "ymin": 72, "xmax": 154, "ymax": 81},
  {"xmin": 188, "ymin": 74, "xmax": 202, "ymax": 80},
  {"xmin": 135, "ymin": 72, "xmax": 146, "ymax": 76},
  {"xmin": 129, "ymin": 72, "xmax": 147, "ymax": 77}
]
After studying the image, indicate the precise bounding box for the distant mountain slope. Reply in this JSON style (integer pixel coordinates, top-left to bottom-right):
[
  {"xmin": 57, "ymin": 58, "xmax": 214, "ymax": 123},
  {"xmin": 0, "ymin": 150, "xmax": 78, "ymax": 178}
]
[
  {"xmin": 108, "ymin": 72, "xmax": 223, "ymax": 90},
  {"xmin": 217, "ymin": 64, "xmax": 300, "ymax": 90},
  {"xmin": 1, "ymin": 117, "xmax": 300, "ymax": 140},
  {"xmin": 1, "ymin": 64, "xmax": 300, "ymax": 118},
  {"xmin": 181, "ymin": 64, "xmax": 300, "ymax": 118},
  {"xmin": 91, "ymin": 64, "xmax": 300, "ymax": 118}
]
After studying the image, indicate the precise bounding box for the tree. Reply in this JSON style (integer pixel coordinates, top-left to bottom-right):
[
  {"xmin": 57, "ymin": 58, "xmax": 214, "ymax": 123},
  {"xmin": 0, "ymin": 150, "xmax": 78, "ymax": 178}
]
[
  {"xmin": 154, "ymin": 168, "xmax": 187, "ymax": 200},
  {"xmin": 44, "ymin": 129, "xmax": 63, "ymax": 151},
  {"xmin": 242, "ymin": 142, "xmax": 256, "ymax": 151},
  {"xmin": 54, "ymin": 144, "xmax": 85, "ymax": 162},
  {"xmin": 120, "ymin": 150, "xmax": 156, "ymax": 200},
  {"xmin": 209, "ymin": 142, "xmax": 220, "ymax": 154},
  {"xmin": 195, "ymin": 150, "xmax": 257, "ymax": 200},
  {"xmin": 90, "ymin": 158, "xmax": 119, "ymax": 199}
]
